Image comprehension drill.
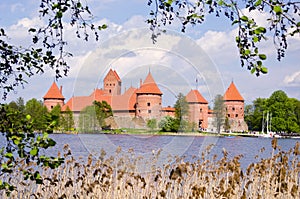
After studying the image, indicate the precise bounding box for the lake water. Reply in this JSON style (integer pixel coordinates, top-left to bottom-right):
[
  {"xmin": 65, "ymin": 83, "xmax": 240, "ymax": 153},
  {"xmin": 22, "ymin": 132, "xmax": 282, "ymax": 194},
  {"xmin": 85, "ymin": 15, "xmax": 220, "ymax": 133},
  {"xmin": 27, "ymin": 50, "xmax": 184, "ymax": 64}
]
[{"xmin": 43, "ymin": 133, "xmax": 299, "ymax": 171}]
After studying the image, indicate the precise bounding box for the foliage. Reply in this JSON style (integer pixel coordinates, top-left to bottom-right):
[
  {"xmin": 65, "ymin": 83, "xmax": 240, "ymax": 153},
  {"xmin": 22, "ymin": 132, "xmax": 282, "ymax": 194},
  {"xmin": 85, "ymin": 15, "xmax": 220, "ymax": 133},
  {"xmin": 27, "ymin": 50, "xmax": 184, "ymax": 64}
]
[
  {"xmin": 60, "ymin": 106, "xmax": 75, "ymax": 131},
  {"xmin": 0, "ymin": 0, "xmax": 107, "ymax": 99},
  {"xmin": 174, "ymin": 93, "xmax": 189, "ymax": 121},
  {"xmin": 93, "ymin": 101, "xmax": 113, "ymax": 128},
  {"xmin": 174, "ymin": 93, "xmax": 189, "ymax": 132},
  {"xmin": 0, "ymin": 105, "xmax": 63, "ymax": 195},
  {"xmin": 24, "ymin": 98, "xmax": 49, "ymax": 132},
  {"xmin": 224, "ymin": 116, "xmax": 230, "ymax": 132},
  {"xmin": 147, "ymin": 0, "xmax": 300, "ymax": 75},
  {"xmin": 159, "ymin": 116, "xmax": 179, "ymax": 132},
  {"xmin": 213, "ymin": 94, "xmax": 225, "ymax": 134},
  {"xmin": 245, "ymin": 90, "xmax": 300, "ymax": 132},
  {"xmin": 79, "ymin": 101, "xmax": 113, "ymax": 132},
  {"xmin": 147, "ymin": 118, "xmax": 157, "ymax": 131}
]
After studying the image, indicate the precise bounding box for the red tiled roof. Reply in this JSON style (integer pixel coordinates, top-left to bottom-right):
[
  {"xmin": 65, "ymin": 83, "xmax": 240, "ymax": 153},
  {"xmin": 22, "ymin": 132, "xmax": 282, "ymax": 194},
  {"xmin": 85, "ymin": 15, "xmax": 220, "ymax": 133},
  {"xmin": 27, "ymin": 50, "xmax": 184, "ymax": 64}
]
[
  {"xmin": 186, "ymin": 89, "xmax": 208, "ymax": 104},
  {"xmin": 43, "ymin": 82, "xmax": 64, "ymax": 99},
  {"xmin": 105, "ymin": 69, "xmax": 121, "ymax": 82},
  {"xmin": 224, "ymin": 82, "xmax": 244, "ymax": 101},
  {"xmin": 113, "ymin": 70, "xmax": 121, "ymax": 82},
  {"xmin": 62, "ymin": 87, "xmax": 137, "ymax": 112},
  {"xmin": 111, "ymin": 87, "xmax": 137, "ymax": 111},
  {"xmin": 136, "ymin": 72, "xmax": 162, "ymax": 95}
]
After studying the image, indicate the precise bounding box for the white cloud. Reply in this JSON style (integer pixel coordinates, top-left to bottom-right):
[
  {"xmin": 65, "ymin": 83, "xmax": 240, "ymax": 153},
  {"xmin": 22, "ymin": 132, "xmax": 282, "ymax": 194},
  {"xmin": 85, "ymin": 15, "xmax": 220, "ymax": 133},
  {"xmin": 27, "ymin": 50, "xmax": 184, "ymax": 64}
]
[{"xmin": 284, "ymin": 71, "xmax": 300, "ymax": 86}]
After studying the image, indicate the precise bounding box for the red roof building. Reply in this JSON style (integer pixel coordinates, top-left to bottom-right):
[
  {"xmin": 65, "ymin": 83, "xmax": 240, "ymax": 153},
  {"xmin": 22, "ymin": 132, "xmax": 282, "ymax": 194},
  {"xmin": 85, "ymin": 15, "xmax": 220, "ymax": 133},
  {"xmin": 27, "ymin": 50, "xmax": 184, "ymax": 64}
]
[
  {"xmin": 223, "ymin": 81, "xmax": 247, "ymax": 132},
  {"xmin": 43, "ymin": 82, "xmax": 65, "ymax": 110},
  {"xmin": 186, "ymin": 89, "xmax": 209, "ymax": 130}
]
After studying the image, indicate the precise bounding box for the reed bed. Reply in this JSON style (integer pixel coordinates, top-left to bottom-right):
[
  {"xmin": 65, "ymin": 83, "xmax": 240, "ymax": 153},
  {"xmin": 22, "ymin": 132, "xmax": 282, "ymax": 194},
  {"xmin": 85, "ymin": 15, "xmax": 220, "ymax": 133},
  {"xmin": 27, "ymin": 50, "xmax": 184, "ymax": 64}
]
[{"xmin": 1, "ymin": 140, "xmax": 299, "ymax": 198}]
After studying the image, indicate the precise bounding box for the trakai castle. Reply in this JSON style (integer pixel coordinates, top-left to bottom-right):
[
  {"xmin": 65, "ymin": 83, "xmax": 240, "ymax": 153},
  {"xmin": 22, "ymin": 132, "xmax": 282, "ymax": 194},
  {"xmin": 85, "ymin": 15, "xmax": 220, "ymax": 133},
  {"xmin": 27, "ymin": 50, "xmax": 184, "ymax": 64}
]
[{"xmin": 43, "ymin": 69, "xmax": 248, "ymax": 132}]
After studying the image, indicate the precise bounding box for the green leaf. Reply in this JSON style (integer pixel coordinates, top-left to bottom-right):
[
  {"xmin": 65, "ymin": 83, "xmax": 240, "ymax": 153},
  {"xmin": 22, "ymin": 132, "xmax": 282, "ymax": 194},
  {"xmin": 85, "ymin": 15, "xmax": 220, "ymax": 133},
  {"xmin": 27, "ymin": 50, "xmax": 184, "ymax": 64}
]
[
  {"xmin": 30, "ymin": 148, "xmax": 38, "ymax": 156},
  {"xmin": 273, "ymin": 6, "xmax": 282, "ymax": 15},
  {"xmin": 254, "ymin": 0, "xmax": 262, "ymax": 6},
  {"xmin": 240, "ymin": 16, "xmax": 249, "ymax": 22},
  {"xmin": 254, "ymin": 27, "xmax": 266, "ymax": 34},
  {"xmin": 26, "ymin": 114, "xmax": 31, "ymax": 120},
  {"xmin": 244, "ymin": 49, "xmax": 251, "ymax": 55},
  {"xmin": 261, "ymin": 67, "xmax": 268, "ymax": 74},
  {"xmin": 5, "ymin": 153, "xmax": 13, "ymax": 158},
  {"xmin": 296, "ymin": 22, "xmax": 300, "ymax": 27},
  {"xmin": 251, "ymin": 67, "xmax": 256, "ymax": 74},
  {"xmin": 259, "ymin": 54, "xmax": 267, "ymax": 60},
  {"xmin": 56, "ymin": 11, "xmax": 63, "ymax": 19},
  {"xmin": 253, "ymin": 36, "xmax": 259, "ymax": 42}
]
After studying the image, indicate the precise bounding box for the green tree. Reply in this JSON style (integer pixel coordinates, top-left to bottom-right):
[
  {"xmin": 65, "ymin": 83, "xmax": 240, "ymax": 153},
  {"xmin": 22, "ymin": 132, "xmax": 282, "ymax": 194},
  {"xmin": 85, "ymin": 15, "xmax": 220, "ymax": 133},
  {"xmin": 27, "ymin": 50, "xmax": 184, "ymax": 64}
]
[
  {"xmin": 147, "ymin": 0, "xmax": 300, "ymax": 76},
  {"xmin": 0, "ymin": 104, "xmax": 64, "ymax": 195},
  {"xmin": 50, "ymin": 104, "xmax": 61, "ymax": 130},
  {"xmin": 93, "ymin": 101, "xmax": 113, "ymax": 128},
  {"xmin": 213, "ymin": 94, "xmax": 225, "ymax": 134},
  {"xmin": 78, "ymin": 101, "xmax": 113, "ymax": 133},
  {"xmin": 159, "ymin": 116, "xmax": 179, "ymax": 132},
  {"xmin": 267, "ymin": 90, "xmax": 299, "ymax": 132},
  {"xmin": 61, "ymin": 107, "xmax": 75, "ymax": 132},
  {"xmin": 174, "ymin": 93, "xmax": 189, "ymax": 132},
  {"xmin": 147, "ymin": 118, "xmax": 157, "ymax": 131},
  {"xmin": 25, "ymin": 99, "xmax": 49, "ymax": 131}
]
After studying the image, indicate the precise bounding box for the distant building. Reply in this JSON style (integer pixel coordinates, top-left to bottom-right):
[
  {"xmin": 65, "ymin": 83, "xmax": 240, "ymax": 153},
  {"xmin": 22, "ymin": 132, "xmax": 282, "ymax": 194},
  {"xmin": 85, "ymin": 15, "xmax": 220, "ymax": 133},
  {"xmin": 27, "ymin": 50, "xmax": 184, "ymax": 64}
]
[
  {"xmin": 223, "ymin": 81, "xmax": 248, "ymax": 132},
  {"xmin": 43, "ymin": 82, "xmax": 65, "ymax": 110},
  {"xmin": 43, "ymin": 70, "xmax": 247, "ymax": 132},
  {"xmin": 186, "ymin": 89, "xmax": 208, "ymax": 130}
]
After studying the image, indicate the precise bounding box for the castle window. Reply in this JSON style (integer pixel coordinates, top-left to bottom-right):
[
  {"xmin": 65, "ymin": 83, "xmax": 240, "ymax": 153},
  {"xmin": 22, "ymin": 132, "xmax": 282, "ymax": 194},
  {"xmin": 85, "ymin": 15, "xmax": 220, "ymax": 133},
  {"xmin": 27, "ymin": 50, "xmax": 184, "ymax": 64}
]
[
  {"xmin": 148, "ymin": 110, "xmax": 151, "ymax": 113},
  {"xmin": 109, "ymin": 89, "xmax": 111, "ymax": 93},
  {"xmin": 232, "ymin": 107, "xmax": 235, "ymax": 111},
  {"xmin": 228, "ymin": 114, "xmax": 230, "ymax": 118},
  {"xmin": 200, "ymin": 108, "xmax": 202, "ymax": 112},
  {"xmin": 51, "ymin": 106, "xmax": 53, "ymax": 109},
  {"xmin": 110, "ymin": 84, "xmax": 112, "ymax": 86},
  {"xmin": 235, "ymin": 114, "xmax": 238, "ymax": 118},
  {"xmin": 147, "ymin": 102, "xmax": 150, "ymax": 107}
]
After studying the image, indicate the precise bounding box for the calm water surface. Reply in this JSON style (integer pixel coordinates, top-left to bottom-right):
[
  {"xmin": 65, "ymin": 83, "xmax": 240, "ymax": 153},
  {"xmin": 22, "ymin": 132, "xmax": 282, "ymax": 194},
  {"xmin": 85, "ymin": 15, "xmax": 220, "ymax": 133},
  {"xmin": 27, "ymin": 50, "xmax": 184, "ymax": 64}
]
[{"xmin": 44, "ymin": 133, "xmax": 299, "ymax": 170}]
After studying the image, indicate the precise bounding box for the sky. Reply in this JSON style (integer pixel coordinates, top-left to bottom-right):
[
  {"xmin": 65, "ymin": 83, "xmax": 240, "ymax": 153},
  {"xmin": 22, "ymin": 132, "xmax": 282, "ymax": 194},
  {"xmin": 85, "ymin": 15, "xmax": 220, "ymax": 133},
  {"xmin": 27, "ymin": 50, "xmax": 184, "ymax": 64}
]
[{"xmin": 1, "ymin": 0, "xmax": 300, "ymax": 107}]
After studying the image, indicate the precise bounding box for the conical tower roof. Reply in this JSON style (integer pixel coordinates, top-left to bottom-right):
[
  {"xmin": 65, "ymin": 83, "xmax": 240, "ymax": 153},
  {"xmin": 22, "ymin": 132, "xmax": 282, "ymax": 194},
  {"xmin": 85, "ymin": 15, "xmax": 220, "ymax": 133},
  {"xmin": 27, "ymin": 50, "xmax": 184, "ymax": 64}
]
[
  {"xmin": 136, "ymin": 72, "xmax": 162, "ymax": 95},
  {"xmin": 186, "ymin": 89, "xmax": 208, "ymax": 104},
  {"xmin": 224, "ymin": 82, "xmax": 244, "ymax": 101},
  {"xmin": 43, "ymin": 82, "xmax": 64, "ymax": 99}
]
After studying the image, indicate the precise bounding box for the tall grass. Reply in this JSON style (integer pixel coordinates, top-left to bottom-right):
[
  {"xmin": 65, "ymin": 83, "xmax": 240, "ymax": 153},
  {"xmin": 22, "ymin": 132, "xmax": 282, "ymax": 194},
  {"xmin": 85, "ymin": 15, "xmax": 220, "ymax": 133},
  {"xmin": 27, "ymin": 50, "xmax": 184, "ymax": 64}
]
[{"xmin": 1, "ymin": 140, "xmax": 299, "ymax": 198}]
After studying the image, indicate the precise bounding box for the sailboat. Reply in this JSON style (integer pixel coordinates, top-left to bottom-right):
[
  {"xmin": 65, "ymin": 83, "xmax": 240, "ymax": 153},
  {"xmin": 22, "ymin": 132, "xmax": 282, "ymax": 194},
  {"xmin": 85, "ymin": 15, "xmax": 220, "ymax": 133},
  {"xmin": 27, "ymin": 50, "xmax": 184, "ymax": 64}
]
[{"xmin": 261, "ymin": 111, "xmax": 275, "ymax": 138}]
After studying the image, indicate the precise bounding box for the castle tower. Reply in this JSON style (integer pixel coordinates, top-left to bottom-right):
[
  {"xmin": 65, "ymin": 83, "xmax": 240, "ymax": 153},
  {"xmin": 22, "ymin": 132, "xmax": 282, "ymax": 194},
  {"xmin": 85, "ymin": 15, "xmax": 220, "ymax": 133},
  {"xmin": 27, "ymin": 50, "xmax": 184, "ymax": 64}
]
[
  {"xmin": 223, "ymin": 81, "xmax": 248, "ymax": 132},
  {"xmin": 43, "ymin": 82, "xmax": 65, "ymax": 110},
  {"xmin": 186, "ymin": 89, "xmax": 208, "ymax": 130},
  {"xmin": 103, "ymin": 69, "xmax": 121, "ymax": 95},
  {"xmin": 136, "ymin": 72, "xmax": 162, "ymax": 119}
]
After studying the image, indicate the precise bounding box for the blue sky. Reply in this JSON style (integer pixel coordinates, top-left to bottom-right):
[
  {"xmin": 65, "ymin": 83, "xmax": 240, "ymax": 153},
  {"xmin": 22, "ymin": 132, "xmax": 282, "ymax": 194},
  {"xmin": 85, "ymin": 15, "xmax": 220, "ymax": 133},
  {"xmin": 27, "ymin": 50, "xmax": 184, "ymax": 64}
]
[{"xmin": 1, "ymin": 0, "xmax": 300, "ymax": 106}]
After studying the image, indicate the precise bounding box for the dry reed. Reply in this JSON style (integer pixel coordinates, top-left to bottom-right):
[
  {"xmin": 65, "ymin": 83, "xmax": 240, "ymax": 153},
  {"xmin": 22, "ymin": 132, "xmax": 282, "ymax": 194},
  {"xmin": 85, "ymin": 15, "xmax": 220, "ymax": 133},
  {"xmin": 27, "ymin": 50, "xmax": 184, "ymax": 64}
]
[{"xmin": 1, "ymin": 140, "xmax": 299, "ymax": 198}]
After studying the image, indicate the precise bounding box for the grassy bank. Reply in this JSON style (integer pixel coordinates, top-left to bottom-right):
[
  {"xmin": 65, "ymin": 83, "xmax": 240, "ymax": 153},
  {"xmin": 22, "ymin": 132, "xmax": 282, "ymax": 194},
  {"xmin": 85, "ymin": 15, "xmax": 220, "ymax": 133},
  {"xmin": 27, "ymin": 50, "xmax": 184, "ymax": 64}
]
[{"xmin": 1, "ymin": 140, "xmax": 299, "ymax": 198}]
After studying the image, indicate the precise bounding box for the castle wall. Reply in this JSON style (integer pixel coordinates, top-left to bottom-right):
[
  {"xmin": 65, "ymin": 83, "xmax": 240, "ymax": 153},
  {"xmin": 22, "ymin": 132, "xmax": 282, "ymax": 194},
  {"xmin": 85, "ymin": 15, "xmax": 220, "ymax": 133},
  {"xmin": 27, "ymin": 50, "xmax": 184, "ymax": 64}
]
[
  {"xmin": 44, "ymin": 99, "xmax": 64, "ymax": 110},
  {"xmin": 188, "ymin": 103, "xmax": 209, "ymax": 129},
  {"xmin": 225, "ymin": 101, "xmax": 244, "ymax": 120},
  {"xmin": 136, "ymin": 94, "xmax": 162, "ymax": 119}
]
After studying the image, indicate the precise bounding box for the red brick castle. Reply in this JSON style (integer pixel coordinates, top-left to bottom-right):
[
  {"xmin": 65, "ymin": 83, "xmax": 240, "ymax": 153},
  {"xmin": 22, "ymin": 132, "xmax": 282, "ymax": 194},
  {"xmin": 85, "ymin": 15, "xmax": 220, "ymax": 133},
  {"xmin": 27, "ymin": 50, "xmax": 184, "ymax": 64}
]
[{"xmin": 43, "ymin": 69, "xmax": 247, "ymax": 132}]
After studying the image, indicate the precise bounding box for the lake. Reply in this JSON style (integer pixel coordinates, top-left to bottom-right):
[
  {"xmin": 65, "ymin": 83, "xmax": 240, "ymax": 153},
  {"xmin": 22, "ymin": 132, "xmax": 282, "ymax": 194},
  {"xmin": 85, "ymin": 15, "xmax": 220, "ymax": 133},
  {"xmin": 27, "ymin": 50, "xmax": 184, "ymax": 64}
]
[{"xmin": 43, "ymin": 133, "xmax": 299, "ymax": 171}]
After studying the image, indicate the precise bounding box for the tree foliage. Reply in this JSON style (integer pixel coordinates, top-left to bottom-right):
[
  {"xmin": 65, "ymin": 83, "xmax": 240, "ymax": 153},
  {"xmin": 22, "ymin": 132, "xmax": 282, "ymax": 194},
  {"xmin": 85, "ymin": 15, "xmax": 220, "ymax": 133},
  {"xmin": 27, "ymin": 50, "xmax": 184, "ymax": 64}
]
[
  {"xmin": 0, "ymin": 0, "xmax": 107, "ymax": 100},
  {"xmin": 79, "ymin": 101, "xmax": 113, "ymax": 133},
  {"xmin": 0, "ymin": 104, "xmax": 63, "ymax": 195},
  {"xmin": 147, "ymin": 0, "xmax": 300, "ymax": 75},
  {"xmin": 245, "ymin": 90, "xmax": 300, "ymax": 132},
  {"xmin": 159, "ymin": 115, "xmax": 179, "ymax": 132},
  {"xmin": 213, "ymin": 94, "xmax": 225, "ymax": 134}
]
